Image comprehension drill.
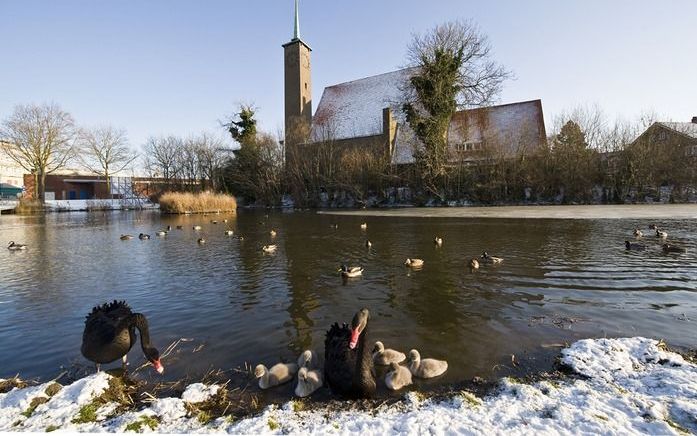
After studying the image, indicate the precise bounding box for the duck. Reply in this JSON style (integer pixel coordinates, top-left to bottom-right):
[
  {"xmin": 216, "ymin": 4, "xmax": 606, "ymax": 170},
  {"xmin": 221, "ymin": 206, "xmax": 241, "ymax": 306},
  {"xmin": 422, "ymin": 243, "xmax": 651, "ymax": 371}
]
[
  {"xmin": 7, "ymin": 241, "xmax": 27, "ymax": 251},
  {"xmin": 480, "ymin": 251, "xmax": 503, "ymax": 264},
  {"xmin": 434, "ymin": 237, "xmax": 443, "ymax": 246},
  {"xmin": 270, "ymin": 230, "xmax": 277, "ymax": 237},
  {"xmin": 176, "ymin": 225, "xmax": 184, "ymax": 230},
  {"xmin": 469, "ymin": 258, "xmax": 480, "ymax": 270},
  {"xmin": 155, "ymin": 230, "xmax": 167, "ymax": 237},
  {"xmin": 120, "ymin": 235, "xmax": 134, "ymax": 240},
  {"xmin": 339, "ymin": 265, "xmax": 363, "ymax": 278},
  {"xmin": 81, "ymin": 300, "xmax": 163, "ymax": 374},
  {"xmin": 365, "ymin": 240, "xmax": 372, "ymax": 249},
  {"xmin": 663, "ymin": 244, "xmax": 686, "ymax": 253},
  {"xmin": 138, "ymin": 233, "xmax": 151, "ymax": 240},
  {"xmin": 407, "ymin": 349, "xmax": 448, "ymax": 379},
  {"xmin": 295, "ymin": 366, "xmax": 323, "ymax": 397},
  {"xmin": 625, "ymin": 240, "xmax": 646, "ymax": 251},
  {"xmin": 223, "ymin": 219, "xmax": 228, "ymax": 223},
  {"xmin": 255, "ymin": 362, "xmax": 298, "ymax": 389},
  {"xmin": 211, "ymin": 220, "xmax": 218, "ymax": 224},
  {"xmin": 324, "ymin": 308, "xmax": 376, "ymax": 398},
  {"xmin": 404, "ymin": 258, "xmax": 424, "ymax": 268},
  {"xmin": 330, "ymin": 223, "xmax": 339, "ymax": 229},
  {"xmin": 385, "ymin": 362, "xmax": 412, "ymax": 391},
  {"xmin": 656, "ymin": 229, "xmax": 668, "ymax": 238},
  {"xmin": 633, "ymin": 228, "xmax": 643, "ymax": 237},
  {"xmin": 224, "ymin": 230, "xmax": 234, "ymax": 236},
  {"xmin": 372, "ymin": 341, "xmax": 406, "ymax": 365},
  {"xmin": 360, "ymin": 223, "xmax": 368, "ymax": 230},
  {"xmin": 197, "ymin": 238, "xmax": 206, "ymax": 244},
  {"xmin": 648, "ymin": 224, "xmax": 658, "ymax": 230},
  {"xmin": 193, "ymin": 225, "xmax": 202, "ymax": 231},
  {"xmin": 262, "ymin": 244, "xmax": 277, "ymax": 253},
  {"xmin": 166, "ymin": 225, "xmax": 172, "ymax": 231},
  {"xmin": 297, "ymin": 349, "xmax": 323, "ymax": 370}
]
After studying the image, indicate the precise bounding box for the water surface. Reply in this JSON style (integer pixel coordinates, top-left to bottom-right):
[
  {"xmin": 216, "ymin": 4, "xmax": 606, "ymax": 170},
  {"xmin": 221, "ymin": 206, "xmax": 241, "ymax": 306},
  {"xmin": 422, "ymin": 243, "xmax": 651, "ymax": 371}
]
[{"xmin": 1, "ymin": 210, "xmax": 695, "ymax": 397}]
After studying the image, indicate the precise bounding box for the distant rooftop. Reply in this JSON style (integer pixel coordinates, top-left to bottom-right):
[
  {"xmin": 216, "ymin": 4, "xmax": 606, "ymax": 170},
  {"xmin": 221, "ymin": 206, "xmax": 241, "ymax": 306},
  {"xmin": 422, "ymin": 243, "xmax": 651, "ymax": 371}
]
[{"xmin": 658, "ymin": 121, "xmax": 697, "ymax": 139}]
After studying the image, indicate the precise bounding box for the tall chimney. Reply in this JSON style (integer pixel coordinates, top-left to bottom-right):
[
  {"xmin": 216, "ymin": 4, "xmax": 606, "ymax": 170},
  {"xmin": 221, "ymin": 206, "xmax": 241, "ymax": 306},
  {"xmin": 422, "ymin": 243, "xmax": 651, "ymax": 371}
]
[{"xmin": 692, "ymin": 116, "xmax": 697, "ymax": 124}]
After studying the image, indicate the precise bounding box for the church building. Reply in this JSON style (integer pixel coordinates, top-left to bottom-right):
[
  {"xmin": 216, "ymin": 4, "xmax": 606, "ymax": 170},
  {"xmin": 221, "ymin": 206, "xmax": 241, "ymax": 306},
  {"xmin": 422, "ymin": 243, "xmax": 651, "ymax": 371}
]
[{"xmin": 283, "ymin": 1, "xmax": 547, "ymax": 166}]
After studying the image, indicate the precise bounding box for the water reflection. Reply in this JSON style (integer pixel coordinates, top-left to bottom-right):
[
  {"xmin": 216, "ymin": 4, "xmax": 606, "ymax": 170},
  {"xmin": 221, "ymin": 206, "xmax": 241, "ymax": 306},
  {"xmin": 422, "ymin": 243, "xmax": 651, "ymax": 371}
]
[{"xmin": 0, "ymin": 211, "xmax": 695, "ymax": 394}]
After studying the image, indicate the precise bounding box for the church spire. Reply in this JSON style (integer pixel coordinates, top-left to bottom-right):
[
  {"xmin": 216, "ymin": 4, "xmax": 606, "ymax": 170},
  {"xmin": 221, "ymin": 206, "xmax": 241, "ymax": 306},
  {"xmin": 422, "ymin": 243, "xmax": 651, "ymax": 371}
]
[{"xmin": 293, "ymin": 0, "xmax": 300, "ymax": 40}]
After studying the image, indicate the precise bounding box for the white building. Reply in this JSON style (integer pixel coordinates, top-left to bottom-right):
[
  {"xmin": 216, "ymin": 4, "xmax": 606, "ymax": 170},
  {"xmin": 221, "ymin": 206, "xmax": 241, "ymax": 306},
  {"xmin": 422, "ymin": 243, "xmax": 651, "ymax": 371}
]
[{"xmin": 0, "ymin": 150, "xmax": 25, "ymax": 188}]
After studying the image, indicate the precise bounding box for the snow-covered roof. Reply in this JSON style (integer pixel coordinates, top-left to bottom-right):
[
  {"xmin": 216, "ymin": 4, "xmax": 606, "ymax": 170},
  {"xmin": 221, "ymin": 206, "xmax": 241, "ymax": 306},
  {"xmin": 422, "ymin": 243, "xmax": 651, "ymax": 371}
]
[
  {"xmin": 311, "ymin": 67, "xmax": 545, "ymax": 164},
  {"xmin": 447, "ymin": 100, "xmax": 546, "ymax": 154},
  {"xmin": 311, "ymin": 68, "xmax": 417, "ymax": 141},
  {"xmin": 658, "ymin": 122, "xmax": 697, "ymax": 139}
]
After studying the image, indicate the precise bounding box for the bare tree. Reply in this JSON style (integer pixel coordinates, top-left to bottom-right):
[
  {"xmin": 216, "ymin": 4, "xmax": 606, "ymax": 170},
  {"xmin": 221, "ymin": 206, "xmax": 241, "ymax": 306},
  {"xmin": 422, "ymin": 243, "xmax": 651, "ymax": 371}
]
[
  {"xmin": 195, "ymin": 132, "xmax": 228, "ymax": 191},
  {"xmin": 0, "ymin": 103, "xmax": 76, "ymax": 201},
  {"xmin": 78, "ymin": 126, "xmax": 137, "ymax": 196},
  {"xmin": 406, "ymin": 20, "xmax": 512, "ymax": 109},
  {"xmin": 142, "ymin": 135, "xmax": 182, "ymax": 184},
  {"xmin": 402, "ymin": 20, "xmax": 511, "ymax": 198}
]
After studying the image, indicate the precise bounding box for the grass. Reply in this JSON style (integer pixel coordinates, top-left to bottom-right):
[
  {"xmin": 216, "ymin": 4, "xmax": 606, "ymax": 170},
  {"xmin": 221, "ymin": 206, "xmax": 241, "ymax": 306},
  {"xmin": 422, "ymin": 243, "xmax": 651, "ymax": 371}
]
[
  {"xmin": 21, "ymin": 397, "xmax": 49, "ymax": 418},
  {"xmin": 71, "ymin": 402, "xmax": 99, "ymax": 424},
  {"xmin": 0, "ymin": 376, "xmax": 27, "ymax": 393},
  {"xmin": 71, "ymin": 376, "xmax": 138, "ymax": 424},
  {"xmin": 124, "ymin": 415, "xmax": 159, "ymax": 433},
  {"xmin": 267, "ymin": 417, "xmax": 280, "ymax": 431},
  {"xmin": 458, "ymin": 390, "xmax": 482, "ymax": 407},
  {"xmin": 159, "ymin": 191, "xmax": 237, "ymax": 214}
]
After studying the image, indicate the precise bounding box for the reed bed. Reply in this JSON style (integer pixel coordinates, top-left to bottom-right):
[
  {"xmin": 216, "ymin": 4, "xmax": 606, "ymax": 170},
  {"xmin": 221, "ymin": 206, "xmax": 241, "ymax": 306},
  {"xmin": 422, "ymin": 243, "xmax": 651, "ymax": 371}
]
[{"xmin": 159, "ymin": 192, "xmax": 237, "ymax": 214}]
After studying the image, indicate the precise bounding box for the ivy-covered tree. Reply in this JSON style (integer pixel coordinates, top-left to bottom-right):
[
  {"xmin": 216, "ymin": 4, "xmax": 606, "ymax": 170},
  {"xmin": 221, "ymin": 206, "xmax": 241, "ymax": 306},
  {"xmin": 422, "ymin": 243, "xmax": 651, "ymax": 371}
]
[
  {"xmin": 403, "ymin": 20, "xmax": 510, "ymax": 199},
  {"xmin": 221, "ymin": 105, "xmax": 283, "ymax": 204},
  {"xmin": 225, "ymin": 105, "xmax": 257, "ymax": 147}
]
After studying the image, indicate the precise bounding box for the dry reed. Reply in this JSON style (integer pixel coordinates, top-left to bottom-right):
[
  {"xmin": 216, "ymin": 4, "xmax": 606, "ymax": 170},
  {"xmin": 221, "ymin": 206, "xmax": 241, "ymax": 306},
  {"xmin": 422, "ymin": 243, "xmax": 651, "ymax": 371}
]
[{"xmin": 159, "ymin": 192, "xmax": 237, "ymax": 214}]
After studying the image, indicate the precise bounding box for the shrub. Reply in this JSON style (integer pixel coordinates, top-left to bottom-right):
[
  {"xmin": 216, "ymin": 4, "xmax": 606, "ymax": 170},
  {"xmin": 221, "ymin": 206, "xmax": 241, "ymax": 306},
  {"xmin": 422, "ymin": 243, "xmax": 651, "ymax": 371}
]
[{"xmin": 158, "ymin": 191, "xmax": 237, "ymax": 214}]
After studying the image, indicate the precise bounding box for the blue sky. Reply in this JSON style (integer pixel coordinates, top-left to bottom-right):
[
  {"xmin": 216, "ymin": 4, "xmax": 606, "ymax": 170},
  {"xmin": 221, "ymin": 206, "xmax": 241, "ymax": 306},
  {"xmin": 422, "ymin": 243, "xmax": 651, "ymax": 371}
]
[{"xmin": 1, "ymin": 0, "xmax": 695, "ymax": 149}]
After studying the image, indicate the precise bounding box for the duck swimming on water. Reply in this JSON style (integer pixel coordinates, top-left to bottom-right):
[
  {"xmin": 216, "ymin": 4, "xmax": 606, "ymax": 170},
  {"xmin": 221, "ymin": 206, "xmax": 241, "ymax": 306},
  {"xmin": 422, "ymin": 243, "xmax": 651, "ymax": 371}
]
[
  {"xmin": 625, "ymin": 240, "xmax": 646, "ymax": 251},
  {"xmin": 7, "ymin": 241, "xmax": 27, "ymax": 251},
  {"xmin": 339, "ymin": 265, "xmax": 363, "ymax": 278},
  {"xmin": 480, "ymin": 251, "xmax": 503, "ymax": 264},
  {"xmin": 81, "ymin": 300, "xmax": 163, "ymax": 374},
  {"xmin": 404, "ymin": 258, "xmax": 424, "ymax": 268}
]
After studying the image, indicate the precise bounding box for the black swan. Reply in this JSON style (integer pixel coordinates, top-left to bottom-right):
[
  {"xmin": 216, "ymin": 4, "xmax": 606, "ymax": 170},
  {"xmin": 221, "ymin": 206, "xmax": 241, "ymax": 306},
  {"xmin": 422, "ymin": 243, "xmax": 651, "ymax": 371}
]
[
  {"xmin": 81, "ymin": 300, "xmax": 164, "ymax": 374},
  {"xmin": 324, "ymin": 308, "xmax": 376, "ymax": 398}
]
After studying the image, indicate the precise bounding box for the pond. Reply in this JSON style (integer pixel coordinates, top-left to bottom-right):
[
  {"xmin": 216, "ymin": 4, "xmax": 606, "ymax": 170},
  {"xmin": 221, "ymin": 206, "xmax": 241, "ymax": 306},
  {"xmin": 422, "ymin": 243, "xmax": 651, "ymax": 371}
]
[{"xmin": 1, "ymin": 210, "xmax": 695, "ymax": 400}]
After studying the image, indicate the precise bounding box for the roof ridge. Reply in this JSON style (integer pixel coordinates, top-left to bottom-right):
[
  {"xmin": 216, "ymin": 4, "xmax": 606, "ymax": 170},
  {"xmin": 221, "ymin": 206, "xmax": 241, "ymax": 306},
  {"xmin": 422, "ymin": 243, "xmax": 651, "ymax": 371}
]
[{"xmin": 325, "ymin": 67, "xmax": 418, "ymax": 89}]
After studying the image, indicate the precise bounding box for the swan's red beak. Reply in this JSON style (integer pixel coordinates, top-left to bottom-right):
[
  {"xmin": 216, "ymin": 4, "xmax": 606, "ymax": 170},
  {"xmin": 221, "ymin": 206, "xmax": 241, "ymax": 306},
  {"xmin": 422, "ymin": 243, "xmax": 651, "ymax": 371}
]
[
  {"xmin": 152, "ymin": 359, "xmax": 164, "ymax": 374},
  {"xmin": 349, "ymin": 328, "xmax": 361, "ymax": 349}
]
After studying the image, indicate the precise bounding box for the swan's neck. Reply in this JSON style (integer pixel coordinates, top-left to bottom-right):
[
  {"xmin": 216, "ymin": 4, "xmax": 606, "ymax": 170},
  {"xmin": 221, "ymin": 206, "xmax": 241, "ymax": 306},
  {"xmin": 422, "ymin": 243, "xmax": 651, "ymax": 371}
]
[
  {"xmin": 355, "ymin": 326, "xmax": 372, "ymax": 379},
  {"xmin": 409, "ymin": 357, "xmax": 420, "ymax": 373},
  {"xmin": 258, "ymin": 367, "xmax": 270, "ymax": 389},
  {"xmin": 126, "ymin": 313, "xmax": 153, "ymax": 351}
]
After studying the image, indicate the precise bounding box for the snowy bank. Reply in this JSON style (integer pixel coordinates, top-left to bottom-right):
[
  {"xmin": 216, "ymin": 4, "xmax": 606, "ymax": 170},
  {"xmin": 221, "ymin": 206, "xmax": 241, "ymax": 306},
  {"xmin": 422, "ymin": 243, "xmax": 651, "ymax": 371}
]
[{"xmin": 1, "ymin": 337, "xmax": 695, "ymax": 434}]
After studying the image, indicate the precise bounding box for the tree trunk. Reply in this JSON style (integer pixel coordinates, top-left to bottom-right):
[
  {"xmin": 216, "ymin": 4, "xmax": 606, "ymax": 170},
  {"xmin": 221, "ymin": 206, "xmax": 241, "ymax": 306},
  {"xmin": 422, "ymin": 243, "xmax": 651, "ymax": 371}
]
[
  {"xmin": 39, "ymin": 171, "xmax": 47, "ymax": 203},
  {"xmin": 105, "ymin": 169, "xmax": 111, "ymax": 200}
]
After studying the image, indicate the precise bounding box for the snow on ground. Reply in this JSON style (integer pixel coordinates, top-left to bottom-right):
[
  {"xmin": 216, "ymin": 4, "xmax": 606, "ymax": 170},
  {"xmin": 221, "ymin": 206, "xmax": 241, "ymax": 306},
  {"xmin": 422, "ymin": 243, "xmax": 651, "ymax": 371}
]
[{"xmin": 0, "ymin": 337, "xmax": 695, "ymax": 434}]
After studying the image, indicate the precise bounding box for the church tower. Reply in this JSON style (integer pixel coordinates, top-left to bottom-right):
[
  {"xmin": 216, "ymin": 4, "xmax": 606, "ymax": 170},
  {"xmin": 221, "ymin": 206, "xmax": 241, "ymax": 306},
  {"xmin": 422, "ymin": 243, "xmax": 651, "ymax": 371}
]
[{"xmin": 283, "ymin": 0, "xmax": 312, "ymax": 154}]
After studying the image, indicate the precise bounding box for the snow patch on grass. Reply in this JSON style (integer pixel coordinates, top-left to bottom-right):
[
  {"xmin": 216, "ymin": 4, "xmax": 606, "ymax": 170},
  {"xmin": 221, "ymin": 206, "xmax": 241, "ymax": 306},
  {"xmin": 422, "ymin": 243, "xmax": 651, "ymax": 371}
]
[
  {"xmin": 181, "ymin": 383, "xmax": 219, "ymax": 404},
  {"xmin": 1, "ymin": 338, "xmax": 695, "ymax": 434}
]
